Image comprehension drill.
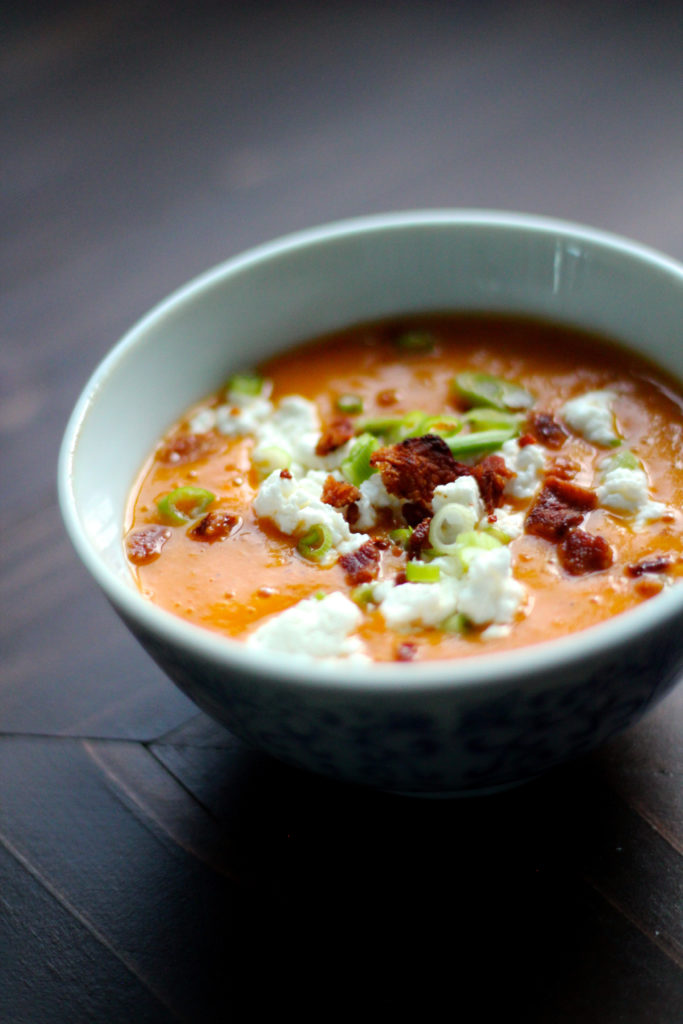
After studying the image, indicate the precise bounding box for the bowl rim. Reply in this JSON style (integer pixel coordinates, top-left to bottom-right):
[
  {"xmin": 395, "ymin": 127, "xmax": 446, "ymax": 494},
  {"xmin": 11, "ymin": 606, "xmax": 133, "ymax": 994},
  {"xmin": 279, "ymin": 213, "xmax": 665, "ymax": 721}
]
[{"xmin": 58, "ymin": 208, "xmax": 683, "ymax": 695}]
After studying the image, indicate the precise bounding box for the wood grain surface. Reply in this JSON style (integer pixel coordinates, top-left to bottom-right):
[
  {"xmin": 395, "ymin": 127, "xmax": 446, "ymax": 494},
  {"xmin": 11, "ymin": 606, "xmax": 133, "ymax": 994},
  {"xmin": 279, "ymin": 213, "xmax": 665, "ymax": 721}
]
[{"xmin": 1, "ymin": 1, "xmax": 682, "ymax": 1020}]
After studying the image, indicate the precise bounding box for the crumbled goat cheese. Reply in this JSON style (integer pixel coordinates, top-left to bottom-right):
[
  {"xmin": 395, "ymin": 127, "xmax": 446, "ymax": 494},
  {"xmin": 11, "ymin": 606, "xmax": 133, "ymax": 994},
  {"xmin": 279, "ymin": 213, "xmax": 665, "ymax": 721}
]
[
  {"xmin": 501, "ymin": 438, "xmax": 546, "ymax": 498},
  {"xmin": 247, "ymin": 592, "xmax": 369, "ymax": 661},
  {"xmin": 353, "ymin": 471, "xmax": 404, "ymax": 530},
  {"xmin": 561, "ymin": 390, "xmax": 619, "ymax": 446},
  {"xmin": 374, "ymin": 578, "xmax": 461, "ymax": 630},
  {"xmin": 253, "ymin": 468, "xmax": 368, "ymax": 560},
  {"xmin": 597, "ymin": 462, "xmax": 667, "ymax": 528},
  {"xmin": 457, "ymin": 546, "xmax": 525, "ymax": 626},
  {"xmin": 375, "ymin": 545, "xmax": 524, "ymax": 631},
  {"xmin": 433, "ymin": 476, "xmax": 484, "ymax": 517},
  {"xmin": 487, "ymin": 507, "xmax": 525, "ymax": 540}
]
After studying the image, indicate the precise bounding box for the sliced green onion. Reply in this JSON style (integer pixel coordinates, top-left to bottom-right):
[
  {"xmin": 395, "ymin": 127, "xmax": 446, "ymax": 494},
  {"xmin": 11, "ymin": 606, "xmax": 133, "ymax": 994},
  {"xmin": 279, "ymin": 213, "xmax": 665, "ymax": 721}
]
[
  {"xmin": 341, "ymin": 433, "xmax": 380, "ymax": 486},
  {"xmin": 405, "ymin": 561, "xmax": 441, "ymax": 583},
  {"xmin": 428, "ymin": 503, "xmax": 478, "ymax": 554},
  {"xmin": 416, "ymin": 415, "xmax": 462, "ymax": 438},
  {"xmin": 446, "ymin": 427, "xmax": 516, "ymax": 457},
  {"xmin": 389, "ymin": 527, "xmax": 413, "ymax": 547},
  {"xmin": 297, "ymin": 524, "xmax": 333, "ymax": 562},
  {"xmin": 351, "ymin": 584, "xmax": 375, "ymax": 606},
  {"xmin": 451, "ymin": 371, "xmax": 533, "ymax": 411},
  {"xmin": 252, "ymin": 444, "xmax": 292, "ymax": 476},
  {"xmin": 313, "ymin": 590, "xmax": 327, "ymax": 601},
  {"xmin": 441, "ymin": 611, "xmax": 467, "ymax": 634},
  {"xmin": 461, "ymin": 407, "xmax": 521, "ymax": 431},
  {"xmin": 395, "ymin": 330, "xmax": 436, "ymax": 352},
  {"xmin": 453, "ymin": 530, "xmax": 502, "ymax": 572},
  {"xmin": 226, "ymin": 372, "xmax": 264, "ymax": 397},
  {"xmin": 602, "ymin": 448, "xmax": 641, "ymax": 473},
  {"xmin": 157, "ymin": 486, "xmax": 215, "ymax": 526},
  {"xmin": 335, "ymin": 393, "xmax": 364, "ymax": 414}
]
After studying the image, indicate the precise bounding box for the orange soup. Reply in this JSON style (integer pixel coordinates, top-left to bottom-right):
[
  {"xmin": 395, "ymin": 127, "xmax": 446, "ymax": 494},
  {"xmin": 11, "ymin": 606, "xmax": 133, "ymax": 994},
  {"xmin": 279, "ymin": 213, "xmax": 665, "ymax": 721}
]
[{"xmin": 124, "ymin": 315, "xmax": 683, "ymax": 663}]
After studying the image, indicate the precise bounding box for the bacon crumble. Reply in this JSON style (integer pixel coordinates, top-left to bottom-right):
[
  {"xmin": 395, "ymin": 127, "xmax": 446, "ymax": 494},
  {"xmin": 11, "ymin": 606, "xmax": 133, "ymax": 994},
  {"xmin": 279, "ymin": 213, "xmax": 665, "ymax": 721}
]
[
  {"xmin": 126, "ymin": 525, "xmax": 172, "ymax": 564},
  {"xmin": 626, "ymin": 556, "xmax": 672, "ymax": 577},
  {"xmin": 557, "ymin": 529, "xmax": 613, "ymax": 575},
  {"xmin": 188, "ymin": 511, "xmax": 242, "ymax": 542},
  {"xmin": 525, "ymin": 411, "xmax": 568, "ymax": 449},
  {"xmin": 472, "ymin": 454, "xmax": 514, "ymax": 515},
  {"xmin": 369, "ymin": 434, "xmax": 470, "ymax": 510},
  {"xmin": 407, "ymin": 516, "xmax": 433, "ymax": 558},
  {"xmin": 315, "ymin": 417, "xmax": 356, "ymax": 456},
  {"xmin": 339, "ymin": 539, "xmax": 383, "ymax": 585},
  {"xmin": 321, "ymin": 475, "xmax": 362, "ymax": 508},
  {"xmin": 157, "ymin": 433, "xmax": 214, "ymax": 465}
]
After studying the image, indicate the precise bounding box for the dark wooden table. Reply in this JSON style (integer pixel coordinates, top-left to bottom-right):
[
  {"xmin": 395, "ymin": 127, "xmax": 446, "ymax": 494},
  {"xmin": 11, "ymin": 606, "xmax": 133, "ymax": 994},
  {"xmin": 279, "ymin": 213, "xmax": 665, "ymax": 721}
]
[{"xmin": 2, "ymin": 2, "xmax": 682, "ymax": 1019}]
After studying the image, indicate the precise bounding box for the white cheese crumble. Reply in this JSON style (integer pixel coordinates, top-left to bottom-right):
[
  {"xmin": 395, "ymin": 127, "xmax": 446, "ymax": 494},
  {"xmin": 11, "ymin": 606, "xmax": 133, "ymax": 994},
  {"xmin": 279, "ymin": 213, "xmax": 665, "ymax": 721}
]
[
  {"xmin": 253, "ymin": 469, "xmax": 368, "ymax": 561},
  {"xmin": 374, "ymin": 544, "xmax": 524, "ymax": 632},
  {"xmin": 597, "ymin": 460, "xmax": 667, "ymax": 528},
  {"xmin": 246, "ymin": 592, "xmax": 369, "ymax": 662},
  {"xmin": 433, "ymin": 476, "xmax": 484, "ymax": 517},
  {"xmin": 353, "ymin": 471, "xmax": 404, "ymax": 530},
  {"xmin": 487, "ymin": 507, "xmax": 525, "ymax": 540},
  {"xmin": 373, "ymin": 578, "xmax": 461, "ymax": 630},
  {"xmin": 457, "ymin": 546, "xmax": 525, "ymax": 625},
  {"xmin": 500, "ymin": 438, "xmax": 546, "ymax": 499},
  {"xmin": 561, "ymin": 389, "xmax": 619, "ymax": 446}
]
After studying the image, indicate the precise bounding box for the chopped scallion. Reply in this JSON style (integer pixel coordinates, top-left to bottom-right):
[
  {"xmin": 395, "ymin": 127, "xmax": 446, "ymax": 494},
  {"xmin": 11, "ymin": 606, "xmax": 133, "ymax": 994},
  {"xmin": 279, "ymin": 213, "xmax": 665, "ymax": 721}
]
[
  {"xmin": 428, "ymin": 503, "xmax": 478, "ymax": 554},
  {"xmin": 226, "ymin": 372, "xmax": 264, "ymax": 397},
  {"xmin": 441, "ymin": 611, "xmax": 467, "ymax": 634},
  {"xmin": 451, "ymin": 371, "xmax": 533, "ymax": 411},
  {"xmin": 335, "ymin": 393, "xmax": 364, "ymax": 414},
  {"xmin": 297, "ymin": 524, "xmax": 333, "ymax": 562},
  {"xmin": 461, "ymin": 407, "xmax": 521, "ymax": 431},
  {"xmin": 453, "ymin": 530, "xmax": 502, "ymax": 571},
  {"xmin": 446, "ymin": 427, "xmax": 517, "ymax": 457},
  {"xmin": 389, "ymin": 527, "xmax": 413, "ymax": 547},
  {"xmin": 341, "ymin": 433, "xmax": 380, "ymax": 486},
  {"xmin": 157, "ymin": 486, "xmax": 215, "ymax": 526},
  {"xmin": 395, "ymin": 330, "xmax": 436, "ymax": 352},
  {"xmin": 405, "ymin": 561, "xmax": 440, "ymax": 583},
  {"xmin": 351, "ymin": 584, "xmax": 375, "ymax": 606}
]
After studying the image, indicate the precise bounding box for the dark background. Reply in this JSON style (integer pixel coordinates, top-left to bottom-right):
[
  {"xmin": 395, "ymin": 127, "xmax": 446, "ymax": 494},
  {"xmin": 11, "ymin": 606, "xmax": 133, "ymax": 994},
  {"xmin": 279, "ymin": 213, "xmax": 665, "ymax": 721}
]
[{"xmin": 2, "ymin": 2, "xmax": 682, "ymax": 1020}]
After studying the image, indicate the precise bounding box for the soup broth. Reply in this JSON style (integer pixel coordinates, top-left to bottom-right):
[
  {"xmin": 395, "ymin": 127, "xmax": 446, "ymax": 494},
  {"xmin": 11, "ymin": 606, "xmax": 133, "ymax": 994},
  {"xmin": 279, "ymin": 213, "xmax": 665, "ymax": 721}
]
[{"xmin": 124, "ymin": 315, "xmax": 683, "ymax": 663}]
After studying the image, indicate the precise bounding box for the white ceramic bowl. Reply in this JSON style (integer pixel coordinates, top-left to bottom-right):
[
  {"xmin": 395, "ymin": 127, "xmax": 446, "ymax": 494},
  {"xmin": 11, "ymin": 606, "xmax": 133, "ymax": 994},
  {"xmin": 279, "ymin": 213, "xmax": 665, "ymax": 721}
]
[{"xmin": 59, "ymin": 211, "xmax": 683, "ymax": 795}]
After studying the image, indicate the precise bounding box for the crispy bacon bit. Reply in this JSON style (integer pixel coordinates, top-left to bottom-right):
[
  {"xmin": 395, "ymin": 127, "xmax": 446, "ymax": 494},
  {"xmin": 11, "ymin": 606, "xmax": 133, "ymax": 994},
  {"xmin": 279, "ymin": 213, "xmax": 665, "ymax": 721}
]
[
  {"xmin": 546, "ymin": 476, "xmax": 598, "ymax": 511},
  {"xmin": 549, "ymin": 456, "xmax": 580, "ymax": 480},
  {"xmin": 369, "ymin": 434, "xmax": 470, "ymax": 510},
  {"xmin": 526, "ymin": 411, "xmax": 568, "ymax": 449},
  {"xmin": 518, "ymin": 433, "xmax": 537, "ymax": 447},
  {"xmin": 157, "ymin": 433, "xmax": 213, "ymax": 465},
  {"xmin": 407, "ymin": 517, "xmax": 433, "ymax": 558},
  {"xmin": 634, "ymin": 577, "xmax": 665, "ymax": 599},
  {"xmin": 321, "ymin": 475, "xmax": 361, "ymax": 508},
  {"xmin": 557, "ymin": 529, "xmax": 613, "ymax": 575},
  {"xmin": 473, "ymin": 454, "xmax": 514, "ymax": 515},
  {"xmin": 315, "ymin": 417, "xmax": 355, "ymax": 456},
  {"xmin": 126, "ymin": 525, "xmax": 172, "ymax": 564},
  {"xmin": 625, "ymin": 556, "xmax": 672, "ymax": 577},
  {"xmin": 377, "ymin": 388, "xmax": 398, "ymax": 406},
  {"xmin": 188, "ymin": 511, "xmax": 241, "ymax": 542},
  {"xmin": 525, "ymin": 488, "xmax": 586, "ymax": 540},
  {"xmin": 396, "ymin": 642, "xmax": 417, "ymax": 662},
  {"xmin": 344, "ymin": 502, "xmax": 360, "ymax": 527},
  {"xmin": 280, "ymin": 468, "xmax": 292, "ymax": 479},
  {"xmin": 395, "ymin": 570, "xmax": 408, "ymax": 585},
  {"xmin": 339, "ymin": 539, "xmax": 382, "ymax": 585}
]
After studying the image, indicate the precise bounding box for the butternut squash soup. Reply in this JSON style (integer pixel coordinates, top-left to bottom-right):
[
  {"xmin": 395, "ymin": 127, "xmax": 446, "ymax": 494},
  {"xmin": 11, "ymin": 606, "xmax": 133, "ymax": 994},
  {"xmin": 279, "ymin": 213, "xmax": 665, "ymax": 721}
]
[{"xmin": 124, "ymin": 315, "xmax": 683, "ymax": 663}]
